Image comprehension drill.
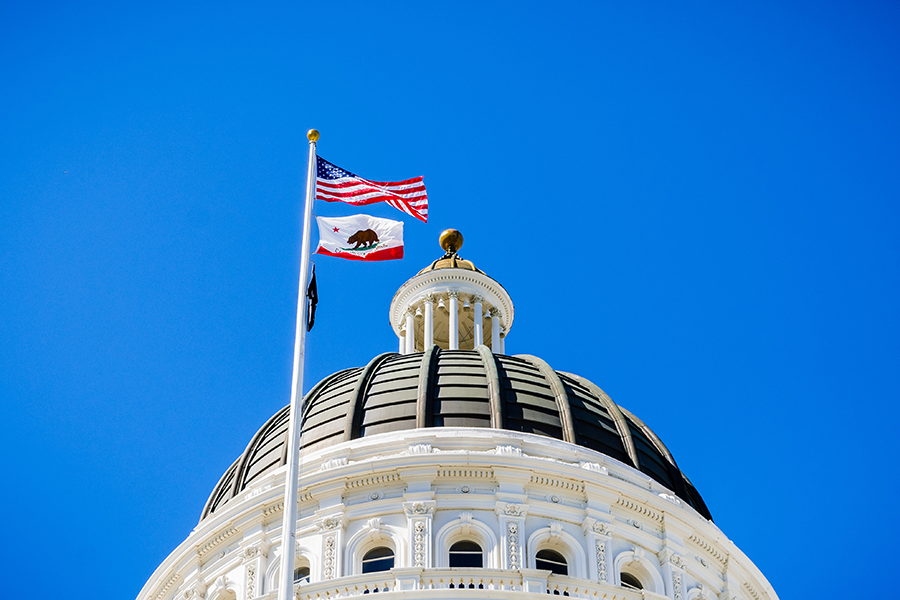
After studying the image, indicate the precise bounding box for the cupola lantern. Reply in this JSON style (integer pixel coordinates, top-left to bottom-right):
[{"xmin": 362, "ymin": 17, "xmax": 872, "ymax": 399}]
[{"xmin": 390, "ymin": 229, "xmax": 514, "ymax": 354}]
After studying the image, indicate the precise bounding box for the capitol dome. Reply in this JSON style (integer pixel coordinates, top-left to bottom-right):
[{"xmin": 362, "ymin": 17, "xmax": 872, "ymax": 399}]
[
  {"xmin": 137, "ymin": 229, "xmax": 778, "ymax": 600},
  {"xmin": 202, "ymin": 350, "xmax": 712, "ymax": 522}
]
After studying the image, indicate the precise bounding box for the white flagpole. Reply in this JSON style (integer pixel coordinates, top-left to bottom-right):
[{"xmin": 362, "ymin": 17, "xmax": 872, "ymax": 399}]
[{"xmin": 277, "ymin": 128, "xmax": 319, "ymax": 600}]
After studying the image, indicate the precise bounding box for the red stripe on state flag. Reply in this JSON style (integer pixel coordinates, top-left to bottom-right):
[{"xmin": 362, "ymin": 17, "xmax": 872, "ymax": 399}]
[{"xmin": 315, "ymin": 245, "xmax": 404, "ymax": 262}]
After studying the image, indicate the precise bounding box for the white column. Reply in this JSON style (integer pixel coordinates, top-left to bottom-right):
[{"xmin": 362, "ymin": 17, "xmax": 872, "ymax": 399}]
[
  {"xmin": 398, "ymin": 332, "xmax": 406, "ymax": 354},
  {"xmin": 491, "ymin": 311, "xmax": 501, "ymax": 352},
  {"xmin": 473, "ymin": 296, "xmax": 484, "ymax": 346},
  {"xmin": 448, "ymin": 291, "xmax": 459, "ymax": 350},
  {"xmin": 405, "ymin": 309, "xmax": 416, "ymax": 354},
  {"xmin": 424, "ymin": 295, "xmax": 434, "ymax": 349},
  {"xmin": 498, "ymin": 330, "xmax": 505, "ymax": 354}
]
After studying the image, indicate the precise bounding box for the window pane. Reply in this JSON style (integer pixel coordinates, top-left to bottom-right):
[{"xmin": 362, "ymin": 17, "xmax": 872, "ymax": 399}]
[
  {"xmin": 362, "ymin": 548, "xmax": 395, "ymax": 573},
  {"xmin": 449, "ymin": 541, "xmax": 483, "ymax": 568},
  {"xmin": 536, "ymin": 549, "xmax": 568, "ymax": 575},
  {"xmin": 620, "ymin": 572, "xmax": 643, "ymax": 590}
]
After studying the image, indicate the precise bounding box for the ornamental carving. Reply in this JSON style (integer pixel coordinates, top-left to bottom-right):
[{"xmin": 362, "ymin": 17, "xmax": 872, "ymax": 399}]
[
  {"xmin": 244, "ymin": 483, "xmax": 273, "ymax": 501},
  {"xmin": 413, "ymin": 521, "xmax": 426, "ymax": 567},
  {"xmin": 242, "ymin": 546, "xmax": 259, "ymax": 560},
  {"xmin": 365, "ymin": 517, "xmax": 383, "ymax": 530},
  {"xmin": 246, "ymin": 565, "xmax": 256, "ymax": 599},
  {"xmin": 504, "ymin": 503, "xmax": 522, "ymax": 516},
  {"xmin": 323, "ymin": 535, "xmax": 337, "ymax": 579},
  {"xmin": 406, "ymin": 443, "xmax": 432, "ymax": 455},
  {"xmin": 580, "ymin": 461, "xmax": 608, "ymax": 474},
  {"xmin": 320, "ymin": 457, "xmax": 348, "ymax": 471},
  {"xmin": 495, "ymin": 445, "xmax": 524, "ymax": 457},
  {"xmin": 182, "ymin": 586, "xmax": 205, "ymax": 600},
  {"xmin": 405, "ymin": 501, "xmax": 433, "ymax": 515},
  {"xmin": 319, "ymin": 516, "xmax": 342, "ymax": 530},
  {"xmin": 673, "ymin": 573, "xmax": 682, "ymax": 600},
  {"xmin": 659, "ymin": 549, "xmax": 686, "ymax": 569},
  {"xmin": 596, "ymin": 541, "xmax": 607, "ymax": 582},
  {"xmin": 591, "ymin": 521, "xmax": 611, "ymax": 535},
  {"xmin": 507, "ymin": 522, "xmax": 520, "ymax": 569}
]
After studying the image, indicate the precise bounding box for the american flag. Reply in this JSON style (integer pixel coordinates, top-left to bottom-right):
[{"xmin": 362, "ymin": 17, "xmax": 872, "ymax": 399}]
[{"xmin": 316, "ymin": 156, "xmax": 428, "ymax": 223}]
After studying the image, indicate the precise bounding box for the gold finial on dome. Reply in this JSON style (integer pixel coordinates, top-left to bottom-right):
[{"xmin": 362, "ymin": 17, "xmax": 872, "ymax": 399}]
[
  {"xmin": 307, "ymin": 129, "xmax": 320, "ymax": 142},
  {"xmin": 439, "ymin": 229, "xmax": 463, "ymax": 254},
  {"xmin": 417, "ymin": 229, "xmax": 482, "ymax": 275}
]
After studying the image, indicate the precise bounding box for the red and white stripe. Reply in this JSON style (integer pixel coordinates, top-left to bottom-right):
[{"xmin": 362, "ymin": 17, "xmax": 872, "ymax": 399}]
[{"xmin": 316, "ymin": 175, "xmax": 428, "ymax": 223}]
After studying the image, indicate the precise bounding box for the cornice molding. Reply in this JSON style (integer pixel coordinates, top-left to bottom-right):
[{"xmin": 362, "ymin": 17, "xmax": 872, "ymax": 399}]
[
  {"xmin": 154, "ymin": 572, "xmax": 181, "ymax": 600},
  {"xmin": 347, "ymin": 473, "xmax": 400, "ymax": 490},
  {"xmin": 197, "ymin": 527, "xmax": 239, "ymax": 558},
  {"xmin": 436, "ymin": 468, "xmax": 494, "ymax": 479},
  {"xmin": 262, "ymin": 501, "xmax": 283, "ymax": 518},
  {"xmin": 529, "ymin": 474, "xmax": 585, "ymax": 493},
  {"xmin": 688, "ymin": 532, "xmax": 727, "ymax": 565},
  {"xmin": 616, "ymin": 496, "xmax": 663, "ymax": 522}
]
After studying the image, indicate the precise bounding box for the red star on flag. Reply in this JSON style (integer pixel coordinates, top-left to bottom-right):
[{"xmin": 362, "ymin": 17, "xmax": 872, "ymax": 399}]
[{"xmin": 333, "ymin": 227, "xmax": 340, "ymax": 233}]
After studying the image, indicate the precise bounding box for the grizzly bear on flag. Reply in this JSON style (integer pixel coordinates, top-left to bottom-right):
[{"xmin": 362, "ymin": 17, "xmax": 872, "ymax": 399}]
[{"xmin": 347, "ymin": 229, "xmax": 379, "ymax": 249}]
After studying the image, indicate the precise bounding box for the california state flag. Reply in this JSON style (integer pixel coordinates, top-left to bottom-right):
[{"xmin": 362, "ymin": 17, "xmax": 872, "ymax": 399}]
[{"xmin": 315, "ymin": 214, "xmax": 404, "ymax": 261}]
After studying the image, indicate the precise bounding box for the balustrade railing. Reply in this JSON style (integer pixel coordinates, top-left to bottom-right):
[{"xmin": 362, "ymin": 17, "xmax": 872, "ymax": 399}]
[{"xmin": 253, "ymin": 568, "xmax": 669, "ymax": 600}]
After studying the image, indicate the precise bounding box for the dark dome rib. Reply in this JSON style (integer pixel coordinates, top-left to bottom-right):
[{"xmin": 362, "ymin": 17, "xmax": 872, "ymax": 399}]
[{"xmin": 201, "ymin": 348, "xmax": 713, "ymax": 521}]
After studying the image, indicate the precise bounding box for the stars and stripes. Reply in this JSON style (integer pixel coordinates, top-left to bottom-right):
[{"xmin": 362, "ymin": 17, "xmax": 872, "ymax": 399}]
[{"xmin": 316, "ymin": 156, "xmax": 428, "ymax": 223}]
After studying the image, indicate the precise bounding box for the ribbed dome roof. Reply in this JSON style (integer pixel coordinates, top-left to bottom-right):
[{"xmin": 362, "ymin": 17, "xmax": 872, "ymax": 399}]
[{"xmin": 201, "ymin": 348, "xmax": 712, "ymax": 522}]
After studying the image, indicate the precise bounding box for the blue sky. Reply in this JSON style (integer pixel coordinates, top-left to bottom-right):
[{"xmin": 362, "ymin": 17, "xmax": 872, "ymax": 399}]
[{"xmin": 1, "ymin": 2, "xmax": 898, "ymax": 599}]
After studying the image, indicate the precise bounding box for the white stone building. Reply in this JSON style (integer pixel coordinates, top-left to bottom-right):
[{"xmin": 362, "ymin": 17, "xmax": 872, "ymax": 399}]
[{"xmin": 137, "ymin": 230, "xmax": 778, "ymax": 600}]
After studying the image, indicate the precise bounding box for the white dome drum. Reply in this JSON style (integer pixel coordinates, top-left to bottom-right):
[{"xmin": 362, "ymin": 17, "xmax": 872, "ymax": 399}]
[{"xmin": 137, "ymin": 231, "xmax": 778, "ymax": 600}]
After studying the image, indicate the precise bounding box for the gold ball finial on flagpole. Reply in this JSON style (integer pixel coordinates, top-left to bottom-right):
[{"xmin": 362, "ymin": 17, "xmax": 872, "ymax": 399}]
[
  {"xmin": 439, "ymin": 229, "xmax": 463, "ymax": 254},
  {"xmin": 307, "ymin": 129, "xmax": 320, "ymax": 142}
]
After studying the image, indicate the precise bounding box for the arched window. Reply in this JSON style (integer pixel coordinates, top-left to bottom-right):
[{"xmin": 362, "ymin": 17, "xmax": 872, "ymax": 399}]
[
  {"xmin": 620, "ymin": 572, "xmax": 644, "ymax": 590},
  {"xmin": 449, "ymin": 541, "xmax": 483, "ymax": 568},
  {"xmin": 536, "ymin": 549, "xmax": 568, "ymax": 575},
  {"xmin": 362, "ymin": 547, "xmax": 395, "ymax": 573},
  {"xmin": 613, "ymin": 549, "xmax": 663, "ymax": 593},
  {"xmin": 293, "ymin": 566, "xmax": 310, "ymax": 583}
]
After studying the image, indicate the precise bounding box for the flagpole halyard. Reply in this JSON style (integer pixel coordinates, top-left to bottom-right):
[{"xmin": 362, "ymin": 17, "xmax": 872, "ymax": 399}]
[{"xmin": 277, "ymin": 128, "xmax": 319, "ymax": 600}]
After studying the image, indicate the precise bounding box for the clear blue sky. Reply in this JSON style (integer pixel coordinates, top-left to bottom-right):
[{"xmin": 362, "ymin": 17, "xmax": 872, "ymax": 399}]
[{"xmin": 1, "ymin": 2, "xmax": 898, "ymax": 599}]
